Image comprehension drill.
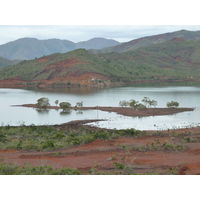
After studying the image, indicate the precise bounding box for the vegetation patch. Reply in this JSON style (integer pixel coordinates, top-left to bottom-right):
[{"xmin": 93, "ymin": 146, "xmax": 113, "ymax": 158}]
[{"xmin": 0, "ymin": 125, "xmax": 144, "ymax": 152}]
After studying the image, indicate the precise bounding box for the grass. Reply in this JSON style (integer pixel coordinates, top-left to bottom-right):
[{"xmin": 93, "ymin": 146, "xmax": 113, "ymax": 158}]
[{"xmin": 0, "ymin": 125, "xmax": 144, "ymax": 152}]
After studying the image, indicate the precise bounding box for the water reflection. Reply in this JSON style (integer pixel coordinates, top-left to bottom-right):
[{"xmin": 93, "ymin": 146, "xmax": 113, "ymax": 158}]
[
  {"xmin": 76, "ymin": 110, "xmax": 83, "ymax": 114},
  {"xmin": 36, "ymin": 109, "xmax": 50, "ymax": 114},
  {"xmin": 60, "ymin": 110, "xmax": 72, "ymax": 115},
  {"xmin": 27, "ymin": 86, "xmax": 102, "ymax": 95}
]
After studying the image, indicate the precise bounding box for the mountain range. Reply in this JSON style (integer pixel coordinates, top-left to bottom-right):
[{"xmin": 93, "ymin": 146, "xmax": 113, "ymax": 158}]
[
  {"xmin": 1, "ymin": 29, "xmax": 200, "ymax": 88},
  {"xmin": 0, "ymin": 37, "xmax": 120, "ymax": 60}
]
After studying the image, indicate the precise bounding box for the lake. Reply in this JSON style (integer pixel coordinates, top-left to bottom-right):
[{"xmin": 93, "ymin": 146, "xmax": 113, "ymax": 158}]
[{"xmin": 1, "ymin": 83, "xmax": 200, "ymax": 130}]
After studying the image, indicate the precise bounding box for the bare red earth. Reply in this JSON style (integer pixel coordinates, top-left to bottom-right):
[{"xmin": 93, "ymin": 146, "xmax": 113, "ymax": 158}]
[{"xmin": 1, "ymin": 128, "xmax": 200, "ymax": 174}]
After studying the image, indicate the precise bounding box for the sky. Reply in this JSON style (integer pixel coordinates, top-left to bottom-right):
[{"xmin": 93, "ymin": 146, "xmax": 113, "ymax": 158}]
[
  {"xmin": 0, "ymin": 25, "xmax": 200, "ymax": 45},
  {"xmin": 0, "ymin": 1, "xmax": 200, "ymax": 45}
]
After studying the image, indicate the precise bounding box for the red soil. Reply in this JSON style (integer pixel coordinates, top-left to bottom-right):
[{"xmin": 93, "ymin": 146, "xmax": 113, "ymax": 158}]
[
  {"xmin": 45, "ymin": 58, "xmax": 84, "ymax": 70},
  {"xmin": 1, "ymin": 129, "xmax": 200, "ymax": 174}
]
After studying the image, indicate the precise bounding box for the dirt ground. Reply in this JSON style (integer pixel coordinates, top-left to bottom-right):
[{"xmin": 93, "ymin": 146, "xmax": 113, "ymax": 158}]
[{"xmin": 1, "ymin": 125, "xmax": 200, "ymax": 175}]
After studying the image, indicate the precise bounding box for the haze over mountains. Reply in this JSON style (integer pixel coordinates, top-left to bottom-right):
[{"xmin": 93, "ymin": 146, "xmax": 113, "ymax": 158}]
[
  {"xmin": 0, "ymin": 37, "xmax": 120, "ymax": 60},
  {"xmin": 1, "ymin": 29, "xmax": 200, "ymax": 88}
]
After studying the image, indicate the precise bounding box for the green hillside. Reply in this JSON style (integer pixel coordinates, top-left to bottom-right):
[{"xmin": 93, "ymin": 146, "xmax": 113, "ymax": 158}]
[
  {"xmin": 100, "ymin": 38, "xmax": 200, "ymax": 81},
  {"xmin": 1, "ymin": 38, "xmax": 200, "ymax": 87},
  {"xmin": 0, "ymin": 49, "xmax": 123, "ymax": 82},
  {"xmin": 0, "ymin": 57, "xmax": 19, "ymax": 69}
]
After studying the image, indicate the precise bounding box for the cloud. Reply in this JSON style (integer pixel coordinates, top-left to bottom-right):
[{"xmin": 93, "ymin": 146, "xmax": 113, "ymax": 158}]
[{"xmin": 0, "ymin": 25, "xmax": 200, "ymax": 45}]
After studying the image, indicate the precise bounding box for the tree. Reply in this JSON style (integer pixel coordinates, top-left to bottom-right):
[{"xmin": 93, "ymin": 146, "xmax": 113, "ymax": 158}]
[
  {"xmin": 55, "ymin": 100, "xmax": 59, "ymax": 106},
  {"xmin": 129, "ymin": 99, "xmax": 139, "ymax": 108},
  {"xmin": 36, "ymin": 97, "xmax": 50, "ymax": 110},
  {"xmin": 142, "ymin": 97, "xmax": 157, "ymax": 108},
  {"xmin": 149, "ymin": 100, "xmax": 157, "ymax": 108},
  {"xmin": 59, "ymin": 102, "xmax": 71, "ymax": 111},
  {"xmin": 119, "ymin": 100, "xmax": 130, "ymax": 107},
  {"xmin": 76, "ymin": 101, "xmax": 83, "ymax": 108},
  {"xmin": 142, "ymin": 97, "xmax": 150, "ymax": 107},
  {"xmin": 134, "ymin": 103, "xmax": 146, "ymax": 110},
  {"xmin": 166, "ymin": 101, "xmax": 179, "ymax": 108}
]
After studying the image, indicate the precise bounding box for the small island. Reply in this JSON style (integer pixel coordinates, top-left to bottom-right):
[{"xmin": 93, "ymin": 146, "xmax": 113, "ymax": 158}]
[
  {"xmin": 14, "ymin": 103, "xmax": 194, "ymax": 118},
  {"xmin": 12, "ymin": 97, "xmax": 194, "ymax": 126}
]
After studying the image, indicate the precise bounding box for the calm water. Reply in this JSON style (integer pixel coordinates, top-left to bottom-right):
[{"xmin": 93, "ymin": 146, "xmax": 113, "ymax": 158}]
[{"xmin": 1, "ymin": 83, "xmax": 200, "ymax": 130}]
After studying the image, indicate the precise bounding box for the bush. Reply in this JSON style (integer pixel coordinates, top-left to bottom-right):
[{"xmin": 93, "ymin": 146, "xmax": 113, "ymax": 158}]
[
  {"xmin": 0, "ymin": 134, "xmax": 7, "ymax": 143},
  {"xmin": 36, "ymin": 97, "xmax": 50, "ymax": 110},
  {"xmin": 113, "ymin": 162, "xmax": 125, "ymax": 169},
  {"xmin": 166, "ymin": 101, "xmax": 179, "ymax": 108},
  {"xmin": 42, "ymin": 141, "xmax": 55, "ymax": 150},
  {"xmin": 0, "ymin": 162, "xmax": 81, "ymax": 175},
  {"xmin": 59, "ymin": 102, "xmax": 71, "ymax": 111}
]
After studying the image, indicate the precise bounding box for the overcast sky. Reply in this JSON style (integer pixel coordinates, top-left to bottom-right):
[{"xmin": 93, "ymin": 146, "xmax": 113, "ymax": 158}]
[
  {"xmin": 0, "ymin": 25, "xmax": 200, "ymax": 45},
  {"xmin": 0, "ymin": 1, "xmax": 199, "ymax": 45}
]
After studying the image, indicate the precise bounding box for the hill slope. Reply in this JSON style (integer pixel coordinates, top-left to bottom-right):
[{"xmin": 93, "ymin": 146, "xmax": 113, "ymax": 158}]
[
  {"xmin": 1, "ymin": 39, "xmax": 200, "ymax": 88},
  {"xmin": 95, "ymin": 29, "xmax": 200, "ymax": 53},
  {"xmin": 0, "ymin": 37, "xmax": 120, "ymax": 60},
  {"xmin": 0, "ymin": 49, "xmax": 122, "ymax": 87},
  {"xmin": 0, "ymin": 57, "xmax": 19, "ymax": 69}
]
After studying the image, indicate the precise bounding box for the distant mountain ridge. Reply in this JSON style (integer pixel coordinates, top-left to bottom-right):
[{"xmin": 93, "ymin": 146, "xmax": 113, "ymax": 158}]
[
  {"xmin": 0, "ymin": 37, "xmax": 120, "ymax": 60},
  {"xmin": 76, "ymin": 38, "xmax": 119, "ymax": 49},
  {"xmin": 93, "ymin": 29, "xmax": 200, "ymax": 53}
]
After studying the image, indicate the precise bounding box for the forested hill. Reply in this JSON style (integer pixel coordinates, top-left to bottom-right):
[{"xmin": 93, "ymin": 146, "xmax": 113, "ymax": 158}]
[{"xmin": 1, "ymin": 37, "xmax": 200, "ymax": 88}]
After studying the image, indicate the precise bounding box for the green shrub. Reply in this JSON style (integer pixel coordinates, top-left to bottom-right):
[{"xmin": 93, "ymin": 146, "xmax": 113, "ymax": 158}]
[
  {"xmin": 113, "ymin": 162, "xmax": 125, "ymax": 169},
  {"xmin": 42, "ymin": 141, "xmax": 55, "ymax": 150}
]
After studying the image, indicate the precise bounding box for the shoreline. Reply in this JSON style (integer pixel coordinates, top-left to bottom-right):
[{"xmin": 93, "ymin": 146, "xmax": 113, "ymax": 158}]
[{"xmin": 1, "ymin": 79, "xmax": 200, "ymax": 89}]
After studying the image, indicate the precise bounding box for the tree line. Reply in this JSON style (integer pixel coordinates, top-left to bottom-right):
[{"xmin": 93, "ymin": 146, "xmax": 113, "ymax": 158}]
[{"xmin": 35, "ymin": 96, "xmax": 180, "ymax": 112}]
